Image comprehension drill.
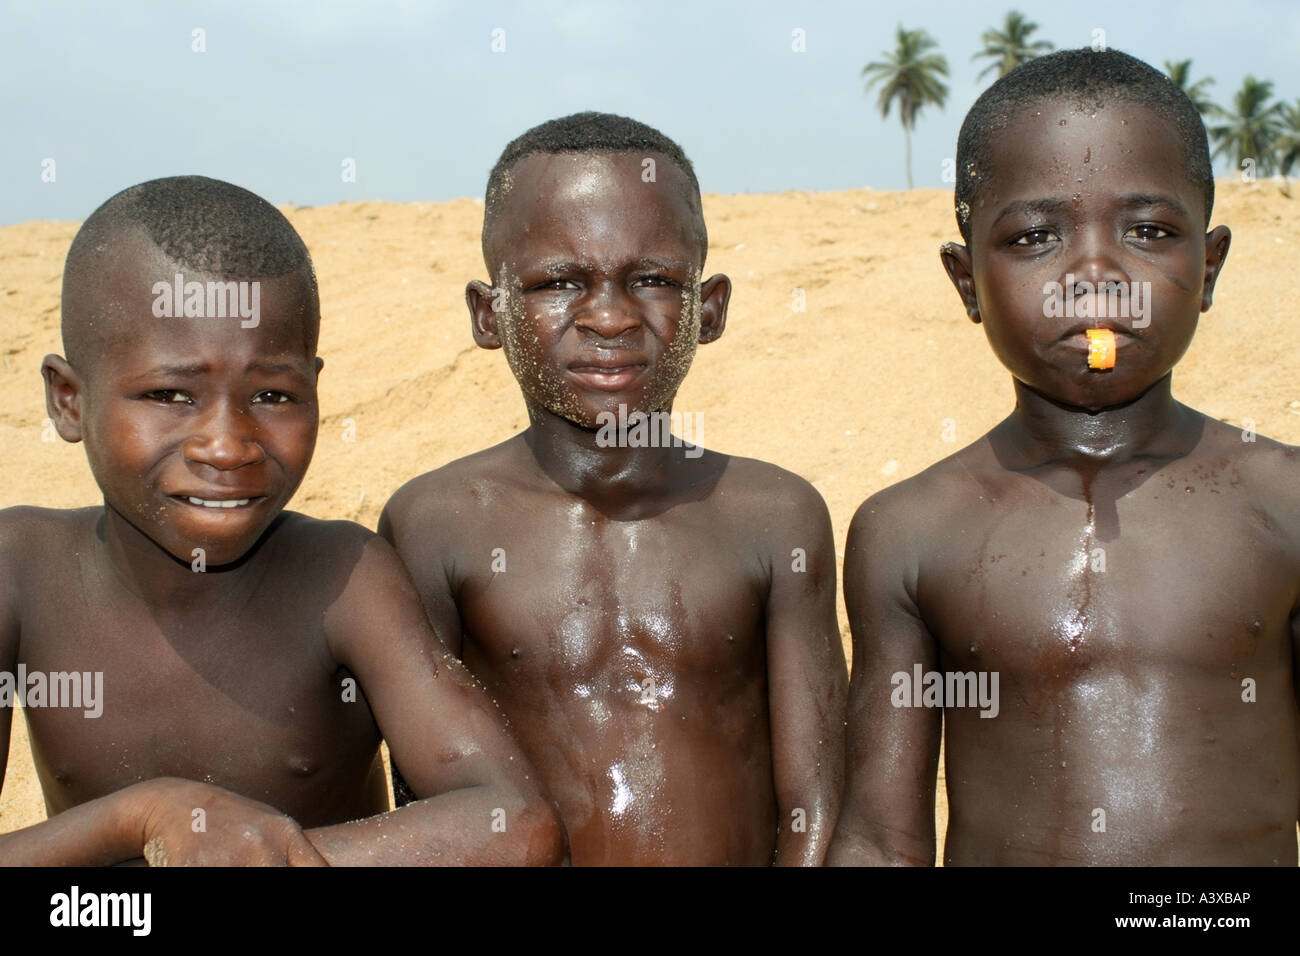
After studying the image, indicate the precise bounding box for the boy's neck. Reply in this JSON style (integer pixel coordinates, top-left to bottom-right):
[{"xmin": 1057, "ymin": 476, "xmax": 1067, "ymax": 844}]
[
  {"xmin": 1003, "ymin": 374, "xmax": 1197, "ymax": 468},
  {"xmin": 95, "ymin": 506, "xmax": 258, "ymax": 610},
  {"xmin": 522, "ymin": 401, "xmax": 686, "ymax": 508}
]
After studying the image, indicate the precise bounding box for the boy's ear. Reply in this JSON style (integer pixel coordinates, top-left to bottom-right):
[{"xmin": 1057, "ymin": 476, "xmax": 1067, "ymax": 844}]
[
  {"xmin": 466, "ymin": 279, "xmax": 502, "ymax": 349},
  {"xmin": 41, "ymin": 354, "xmax": 84, "ymax": 443},
  {"xmin": 1201, "ymin": 225, "xmax": 1231, "ymax": 312},
  {"xmin": 940, "ymin": 242, "xmax": 981, "ymax": 324},
  {"xmin": 697, "ymin": 273, "xmax": 731, "ymax": 344}
]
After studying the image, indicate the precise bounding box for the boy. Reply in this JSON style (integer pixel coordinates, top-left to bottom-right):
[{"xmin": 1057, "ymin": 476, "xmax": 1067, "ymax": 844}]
[
  {"xmin": 381, "ymin": 113, "xmax": 847, "ymax": 865},
  {"xmin": 0, "ymin": 176, "xmax": 563, "ymax": 865},
  {"xmin": 830, "ymin": 50, "xmax": 1298, "ymax": 865}
]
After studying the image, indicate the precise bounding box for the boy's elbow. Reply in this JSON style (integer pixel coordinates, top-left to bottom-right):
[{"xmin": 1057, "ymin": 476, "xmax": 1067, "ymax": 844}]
[
  {"xmin": 472, "ymin": 758, "xmax": 567, "ymax": 864},
  {"xmin": 828, "ymin": 815, "xmax": 933, "ymax": 867},
  {"xmin": 471, "ymin": 762, "xmax": 566, "ymax": 865},
  {"xmin": 510, "ymin": 800, "xmax": 567, "ymax": 866},
  {"xmin": 828, "ymin": 836, "xmax": 929, "ymax": 867}
]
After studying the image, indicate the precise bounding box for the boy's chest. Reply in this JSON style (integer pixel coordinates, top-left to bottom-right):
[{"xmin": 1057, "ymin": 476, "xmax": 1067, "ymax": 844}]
[
  {"xmin": 918, "ymin": 483, "xmax": 1296, "ymax": 681},
  {"xmin": 453, "ymin": 506, "xmax": 769, "ymax": 688},
  {"xmin": 17, "ymin": 596, "xmax": 377, "ymax": 814}
]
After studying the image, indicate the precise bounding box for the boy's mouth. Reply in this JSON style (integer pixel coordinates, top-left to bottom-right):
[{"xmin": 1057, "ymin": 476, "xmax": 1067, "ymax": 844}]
[
  {"xmin": 170, "ymin": 493, "xmax": 263, "ymax": 510},
  {"xmin": 567, "ymin": 359, "xmax": 648, "ymax": 391},
  {"xmin": 1061, "ymin": 330, "xmax": 1132, "ymax": 350},
  {"xmin": 1059, "ymin": 321, "xmax": 1134, "ymax": 350}
]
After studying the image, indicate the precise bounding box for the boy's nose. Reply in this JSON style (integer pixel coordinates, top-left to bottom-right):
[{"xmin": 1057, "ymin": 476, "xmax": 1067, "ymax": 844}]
[
  {"xmin": 574, "ymin": 284, "xmax": 642, "ymax": 339},
  {"xmin": 1064, "ymin": 230, "xmax": 1129, "ymax": 287},
  {"xmin": 183, "ymin": 403, "xmax": 265, "ymax": 470}
]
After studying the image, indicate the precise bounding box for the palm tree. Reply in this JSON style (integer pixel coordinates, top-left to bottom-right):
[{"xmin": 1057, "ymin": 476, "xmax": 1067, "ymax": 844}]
[
  {"xmin": 1276, "ymin": 98, "xmax": 1300, "ymax": 176},
  {"xmin": 1163, "ymin": 59, "xmax": 1216, "ymax": 117},
  {"xmin": 1207, "ymin": 76, "xmax": 1285, "ymax": 176},
  {"xmin": 862, "ymin": 25, "xmax": 949, "ymax": 189},
  {"xmin": 973, "ymin": 10, "xmax": 1053, "ymax": 83}
]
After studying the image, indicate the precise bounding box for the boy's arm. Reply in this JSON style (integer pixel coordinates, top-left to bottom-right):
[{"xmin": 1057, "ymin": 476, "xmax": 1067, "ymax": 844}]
[
  {"xmin": 0, "ymin": 778, "xmax": 327, "ymax": 866},
  {"xmin": 1293, "ymin": 606, "xmax": 1299, "ymax": 830},
  {"xmin": 0, "ymin": 781, "xmax": 158, "ymax": 865},
  {"xmin": 378, "ymin": 491, "xmax": 465, "ymax": 656},
  {"xmin": 312, "ymin": 531, "xmax": 563, "ymax": 865},
  {"xmin": 764, "ymin": 476, "xmax": 848, "ymax": 866},
  {"xmin": 827, "ymin": 491, "xmax": 942, "ymax": 866},
  {"xmin": 377, "ymin": 489, "xmax": 465, "ymax": 807},
  {"xmin": 0, "ymin": 511, "xmax": 17, "ymax": 817}
]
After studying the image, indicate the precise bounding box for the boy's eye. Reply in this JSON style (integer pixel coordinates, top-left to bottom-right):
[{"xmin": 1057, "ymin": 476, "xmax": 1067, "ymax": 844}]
[
  {"xmin": 531, "ymin": 279, "xmax": 579, "ymax": 292},
  {"xmin": 142, "ymin": 389, "xmax": 193, "ymax": 404},
  {"xmin": 634, "ymin": 275, "xmax": 677, "ymax": 288},
  {"xmin": 1126, "ymin": 223, "xmax": 1173, "ymax": 241},
  {"xmin": 252, "ymin": 390, "xmax": 292, "ymax": 404},
  {"xmin": 1011, "ymin": 228, "xmax": 1057, "ymax": 247}
]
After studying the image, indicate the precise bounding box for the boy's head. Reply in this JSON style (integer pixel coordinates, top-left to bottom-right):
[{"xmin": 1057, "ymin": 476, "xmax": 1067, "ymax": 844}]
[
  {"xmin": 481, "ymin": 111, "xmax": 708, "ymax": 274},
  {"xmin": 941, "ymin": 49, "xmax": 1231, "ymax": 413},
  {"xmin": 45, "ymin": 175, "xmax": 323, "ymax": 566},
  {"xmin": 954, "ymin": 48, "xmax": 1214, "ymax": 244},
  {"xmin": 469, "ymin": 112, "xmax": 728, "ymax": 429}
]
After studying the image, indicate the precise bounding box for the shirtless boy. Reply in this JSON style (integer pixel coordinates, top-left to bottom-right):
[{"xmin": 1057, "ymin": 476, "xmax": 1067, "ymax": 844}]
[
  {"xmin": 381, "ymin": 113, "xmax": 847, "ymax": 865},
  {"xmin": 829, "ymin": 49, "xmax": 1298, "ymax": 865},
  {"xmin": 0, "ymin": 176, "xmax": 562, "ymax": 865}
]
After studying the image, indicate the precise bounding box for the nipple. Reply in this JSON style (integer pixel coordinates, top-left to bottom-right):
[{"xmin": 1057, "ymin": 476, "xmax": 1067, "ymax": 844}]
[{"xmin": 1086, "ymin": 328, "xmax": 1115, "ymax": 370}]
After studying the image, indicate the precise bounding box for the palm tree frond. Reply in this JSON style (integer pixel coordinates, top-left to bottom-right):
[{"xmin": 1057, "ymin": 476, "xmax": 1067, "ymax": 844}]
[{"xmin": 861, "ymin": 25, "xmax": 950, "ymax": 188}]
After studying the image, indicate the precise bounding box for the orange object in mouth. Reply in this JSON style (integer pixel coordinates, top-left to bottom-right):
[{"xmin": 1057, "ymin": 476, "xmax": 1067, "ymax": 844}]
[{"xmin": 1086, "ymin": 328, "xmax": 1116, "ymax": 370}]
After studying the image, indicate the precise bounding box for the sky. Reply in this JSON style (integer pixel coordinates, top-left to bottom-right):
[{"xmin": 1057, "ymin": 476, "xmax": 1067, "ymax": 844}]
[{"xmin": 1, "ymin": 0, "xmax": 1297, "ymax": 224}]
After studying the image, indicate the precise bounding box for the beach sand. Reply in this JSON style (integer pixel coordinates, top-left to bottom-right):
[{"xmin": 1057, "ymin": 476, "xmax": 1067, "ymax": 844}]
[{"xmin": 2, "ymin": 181, "xmax": 1297, "ymax": 858}]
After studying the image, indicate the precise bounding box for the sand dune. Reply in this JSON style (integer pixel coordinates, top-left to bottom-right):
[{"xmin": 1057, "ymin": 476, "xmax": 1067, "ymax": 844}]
[{"xmin": 2, "ymin": 182, "xmax": 1297, "ymax": 855}]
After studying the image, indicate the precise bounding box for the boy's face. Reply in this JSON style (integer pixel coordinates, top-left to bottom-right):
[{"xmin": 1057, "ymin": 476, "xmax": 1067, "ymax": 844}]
[
  {"xmin": 944, "ymin": 98, "xmax": 1229, "ymax": 412},
  {"xmin": 472, "ymin": 151, "xmax": 727, "ymax": 428},
  {"xmin": 52, "ymin": 233, "xmax": 321, "ymax": 567}
]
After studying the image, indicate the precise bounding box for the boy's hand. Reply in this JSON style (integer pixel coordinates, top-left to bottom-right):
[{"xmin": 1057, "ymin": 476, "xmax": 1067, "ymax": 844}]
[{"xmin": 136, "ymin": 778, "xmax": 327, "ymax": 867}]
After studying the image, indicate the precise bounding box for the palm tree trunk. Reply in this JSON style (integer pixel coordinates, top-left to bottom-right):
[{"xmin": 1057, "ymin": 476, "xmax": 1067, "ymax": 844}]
[{"xmin": 904, "ymin": 121, "xmax": 914, "ymax": 190}]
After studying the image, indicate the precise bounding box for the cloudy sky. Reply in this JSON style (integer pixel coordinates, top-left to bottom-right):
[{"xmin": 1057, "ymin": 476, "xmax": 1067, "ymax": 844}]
[{"xmin": 2, "ymin": 0, "xmax": 1296, "ymax": 224}]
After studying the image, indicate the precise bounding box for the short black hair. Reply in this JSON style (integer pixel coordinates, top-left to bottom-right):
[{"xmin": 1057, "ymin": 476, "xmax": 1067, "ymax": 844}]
[
  {"xmin": 954, "ymin": 48, "xmax": 1214, "ymax": 243},
  {"xmin": 63, "ymin": 175, "xmax": 318, "ymax": 362},
  {"xmin": 481, "ymin": 111, "xmax": 707, "ymax": 263},
  {"xmin": 68, "ymin": 175, "xmax": 313, "ymax": 281}
]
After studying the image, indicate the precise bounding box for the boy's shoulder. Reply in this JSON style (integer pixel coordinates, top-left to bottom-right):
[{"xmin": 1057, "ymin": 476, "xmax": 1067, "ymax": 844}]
[
  {"xmin": 1196, "ymin": 413, "xmax": 1298, "ymax": 462},
  {"xmin": 848, "ymin": 438, "xmax": 986, "ymax": 543},
  {"xmin": 252, "ymin": 513, "xmax": 420, "ymax": 649},
  {"xmin": 0, "ymin": 505, "xmax": 87, "ymax": 596},
  {"xmin": 0, "ymin": 503, "xmax": 98, "ymax": 533},
  {"xmin": 0, "ymin": 507, "xmax": 100, "ymax": 646},
  {"xmin": 261, "ymin": 511, "xmax": 406, "ymax": 588},
  {"xmin": 707, "ymin": 450, "xmax": 831, "ymax": 522},
  {"xmin": 0, "ymin": 504, "xmax": 99, "ymax": 567},
  {"xmin": 381, "ymin": 437, "xmax": 523, "ymax": 528},
  {"xmin": 268, "ymin": 509, "xmax": 383, "ymax": 551},
  {"xmin": 1194, "ymin": 415, "xmax": 1300, "ymax": 524}
]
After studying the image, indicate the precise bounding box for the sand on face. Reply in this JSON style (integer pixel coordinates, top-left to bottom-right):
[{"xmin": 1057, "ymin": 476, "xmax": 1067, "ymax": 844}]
[{"xmin": 1, "ymin": 183, "xmax": 1297, "ymax": 857}]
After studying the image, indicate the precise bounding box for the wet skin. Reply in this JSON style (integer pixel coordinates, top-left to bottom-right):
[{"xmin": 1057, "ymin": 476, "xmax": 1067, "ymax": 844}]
[
  {"xmin": 382, "ymin": 152, "xmax": 847, "ymax": 865},
  {"xmin": 830, "ymin": 100, "xmax": 1300, "ymax": 865},
  {"xmin": 0, "ymin": 232, "xmax": 562, "ymax": 865}
]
